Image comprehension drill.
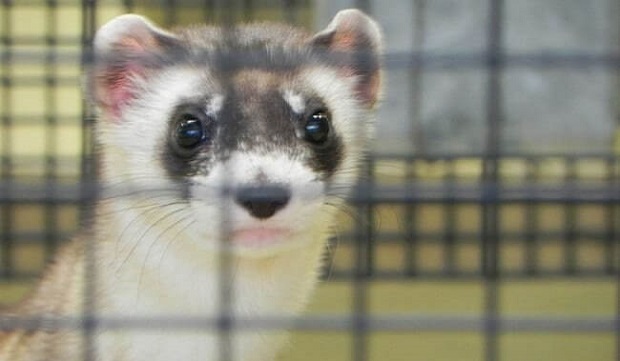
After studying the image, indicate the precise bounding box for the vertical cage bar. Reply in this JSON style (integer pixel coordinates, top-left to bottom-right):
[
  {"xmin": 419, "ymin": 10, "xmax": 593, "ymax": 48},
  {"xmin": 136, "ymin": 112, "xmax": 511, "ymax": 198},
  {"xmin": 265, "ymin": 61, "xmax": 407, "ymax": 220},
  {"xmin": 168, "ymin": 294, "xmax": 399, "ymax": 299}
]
[
  {"xmin": 80, "ymin": 0, "xmax": 97, "ymax": 223},
  {"xmin": 610, "ymin": 155, "xmax": 620, "ymax": 361},
  {"xmin": 217, "ymin": 183, "xmax": 234, "ymax": 361},
  {"xmin": 44, "ymin": 0, "xmax": 60, "ymax": 263},
  {"xmin": 524, "ymin": 157, "xmax": 538, "ymax": 276},
  {"xmin": 352, "ymin": 159, "xmax": 374, "ymax": 361},
  {"xmin": 163, "ymin": 0, "xmax": 177, "ymax": 26},
  {"xmin": 404, "ymin": 157, "xmax": 417, "ymax": 276},
  {"xmin": 611, "ymin": 1, "xmax": 620, "ymax": 356},
  {"xmin": 355, "ymin": 0, "xmax": 370, "ymax": 13},
  {"xmin": 217, "ymin": 4, "xmax": 237, "ymax": 361},
  {"xmin": 365, "ymin": 162, "xmax": 375, "ymax": 283},
  {"xmin": 123, "ymin": 0, "xmax": 135, "ymax": 13},
  {"xmin": 609, "ymin": 166, "xmax": 620, "ymax": 360},
  {"xmin": 606, "ymin": 156, "xmax": 619, "ymax": 275},
  {"xmin": 203, "ymin": 0, "xmax": 216, "ymax": 23},
  {"xmin": 80, "ymin": 1, "xmax": 98, "ymax": 360},
  {"xmin": 410, "ymin": 0, "xmax": 426, "ymax": 154},
  {"xmin": 352, "ymin": 1, "xmax": 373, "ymax": 359},
  {"xmin": 444, "ymin": 160, "xmax": 457, "ymax": 276},
  {"xmin": 282, "ymin": 0, "xmax": 297, "ymax": 24},
  {"xmin": 241, "ymin": 0, "xmax": 254, "ymax": 22},
  {"xmin": 405, "ymin": 0, "xmax": 426, "ymax": 277},
  {"xmin": 1, "ymin": 0, "xmax": 14, "ymax": 280},
  {"xmin": 218, "ymin": 0, "xmax": 237, "ymax": 27},
  {"xmin": 563, "ymin": 157, "xmax": 577, "ymax": 275},
  {"xmin": 481, "ymin": 1, "xmax": 504, "ymax": 361}
]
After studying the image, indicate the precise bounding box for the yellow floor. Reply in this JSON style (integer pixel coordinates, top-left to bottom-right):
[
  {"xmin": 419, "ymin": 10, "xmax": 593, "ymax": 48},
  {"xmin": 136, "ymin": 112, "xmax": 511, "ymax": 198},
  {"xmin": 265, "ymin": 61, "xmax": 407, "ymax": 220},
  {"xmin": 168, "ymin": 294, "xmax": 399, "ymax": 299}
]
[
  {"xmin": 280, "ymin": 280, "xmax": 617, "ymax": 361},
  {"xmin": 1, "ymin": 279, "xmax": 616, "ymax": 361}
]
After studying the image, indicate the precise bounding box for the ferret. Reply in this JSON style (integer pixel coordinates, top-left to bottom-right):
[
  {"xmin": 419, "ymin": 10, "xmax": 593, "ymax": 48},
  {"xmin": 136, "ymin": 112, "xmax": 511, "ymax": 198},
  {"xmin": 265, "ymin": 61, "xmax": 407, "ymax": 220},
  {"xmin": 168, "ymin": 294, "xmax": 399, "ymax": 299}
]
[{"xmin": 0, "ymin": 8, "xmax": 382, "ymax": 361}]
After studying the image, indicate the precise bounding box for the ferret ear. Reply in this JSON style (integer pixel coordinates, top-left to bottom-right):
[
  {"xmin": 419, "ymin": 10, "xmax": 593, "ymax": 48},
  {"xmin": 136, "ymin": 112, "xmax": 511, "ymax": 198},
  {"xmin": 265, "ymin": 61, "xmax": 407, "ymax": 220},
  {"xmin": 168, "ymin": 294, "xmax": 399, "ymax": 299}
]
[
  {"xmin": 90, "ymin": 14, "xmax": 181, "ymax": 120},
  {"xmin": 311, "ymin": 9, "xmax": 383, "ymax": 108}
]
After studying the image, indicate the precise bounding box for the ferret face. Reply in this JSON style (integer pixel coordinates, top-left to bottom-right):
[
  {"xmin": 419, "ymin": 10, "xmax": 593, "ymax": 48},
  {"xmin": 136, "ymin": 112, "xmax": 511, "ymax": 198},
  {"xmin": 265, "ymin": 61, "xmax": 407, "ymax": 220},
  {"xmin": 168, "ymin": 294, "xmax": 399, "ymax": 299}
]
[{"xmin": 92, "ymin": 11, "xmax": 382, "ymax": 256}]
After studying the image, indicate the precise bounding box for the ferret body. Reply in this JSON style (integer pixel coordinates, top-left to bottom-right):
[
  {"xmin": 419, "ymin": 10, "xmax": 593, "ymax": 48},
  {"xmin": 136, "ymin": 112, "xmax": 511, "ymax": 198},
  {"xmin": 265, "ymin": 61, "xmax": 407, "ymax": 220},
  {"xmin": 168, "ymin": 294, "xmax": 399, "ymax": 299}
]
[{"xmin": 0, "ymin": 9, "xmax": 382, "ymax": 361}]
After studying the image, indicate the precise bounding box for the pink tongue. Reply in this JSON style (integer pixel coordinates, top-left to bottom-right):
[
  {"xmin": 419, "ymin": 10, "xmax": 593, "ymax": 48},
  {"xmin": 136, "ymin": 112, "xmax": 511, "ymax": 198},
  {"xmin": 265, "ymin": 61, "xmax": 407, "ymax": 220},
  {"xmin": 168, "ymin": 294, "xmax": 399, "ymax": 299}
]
[{"xmin": 231, "ymin": 228, "xmax": 289, "ymax": 247}]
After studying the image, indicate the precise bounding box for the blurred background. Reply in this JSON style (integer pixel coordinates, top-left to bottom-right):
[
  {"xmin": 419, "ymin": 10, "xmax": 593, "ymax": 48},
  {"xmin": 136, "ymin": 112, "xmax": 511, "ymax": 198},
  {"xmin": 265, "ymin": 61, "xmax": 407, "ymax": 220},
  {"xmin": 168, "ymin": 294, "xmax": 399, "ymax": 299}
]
[{"xmin": 0, "ymin": 1, "xmax": 618, "ymax": 361}]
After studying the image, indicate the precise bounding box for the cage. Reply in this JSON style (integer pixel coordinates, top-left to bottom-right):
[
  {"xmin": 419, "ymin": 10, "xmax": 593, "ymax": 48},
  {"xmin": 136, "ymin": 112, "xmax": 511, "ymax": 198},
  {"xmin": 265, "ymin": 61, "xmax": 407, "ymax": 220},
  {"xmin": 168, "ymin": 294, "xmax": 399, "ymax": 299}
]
[{"xmin": 0, "ymin": 1, "xmax": 618, "ymax": 361}]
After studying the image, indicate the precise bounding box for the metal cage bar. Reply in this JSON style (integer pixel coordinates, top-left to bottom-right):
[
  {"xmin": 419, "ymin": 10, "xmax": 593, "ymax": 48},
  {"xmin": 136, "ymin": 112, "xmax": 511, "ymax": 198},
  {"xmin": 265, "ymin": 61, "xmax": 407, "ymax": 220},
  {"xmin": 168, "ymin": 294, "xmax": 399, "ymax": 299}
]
[
  {"xmin": 481, "ymin": 1, "xmax": 506, "ymax": 360},
  {"xmin": 0, "ymin": 0, "xmax": 14, "ymax": 280}
]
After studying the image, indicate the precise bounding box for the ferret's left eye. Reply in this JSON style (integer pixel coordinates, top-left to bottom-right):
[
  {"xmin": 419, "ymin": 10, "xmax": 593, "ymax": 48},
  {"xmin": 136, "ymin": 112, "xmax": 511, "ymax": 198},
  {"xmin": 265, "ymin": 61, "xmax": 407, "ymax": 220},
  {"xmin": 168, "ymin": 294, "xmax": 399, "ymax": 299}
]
[{"xmin": 303, "ymin": 110, "xmax": 330, "ymax": 145}]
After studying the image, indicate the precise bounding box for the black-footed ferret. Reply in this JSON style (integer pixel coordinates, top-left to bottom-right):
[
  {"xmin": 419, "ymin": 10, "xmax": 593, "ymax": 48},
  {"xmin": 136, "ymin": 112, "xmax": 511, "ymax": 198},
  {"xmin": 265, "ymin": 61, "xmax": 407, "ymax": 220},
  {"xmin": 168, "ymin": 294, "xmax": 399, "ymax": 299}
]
[{"xmin": 0, "ymin": 9, "xmax": 382, "ymax": 361}]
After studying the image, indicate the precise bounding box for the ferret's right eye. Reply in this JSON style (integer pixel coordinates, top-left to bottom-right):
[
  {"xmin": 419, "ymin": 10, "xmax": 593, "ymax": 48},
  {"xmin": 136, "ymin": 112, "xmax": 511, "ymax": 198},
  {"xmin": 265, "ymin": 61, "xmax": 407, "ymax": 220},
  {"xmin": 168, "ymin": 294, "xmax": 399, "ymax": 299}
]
[
  {"xmin": 176, "ymin": 116, "xmax": 204, "ymax": 148},
  {"xmin": 170, "ymin": 112, "xmax": 212, "ymax": 157}
]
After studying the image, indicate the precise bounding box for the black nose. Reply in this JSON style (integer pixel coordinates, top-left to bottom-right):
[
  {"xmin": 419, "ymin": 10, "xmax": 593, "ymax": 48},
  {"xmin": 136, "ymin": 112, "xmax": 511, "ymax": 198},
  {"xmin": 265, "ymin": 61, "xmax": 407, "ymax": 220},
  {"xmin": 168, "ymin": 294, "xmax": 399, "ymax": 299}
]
[{"xmin": 235, "ymin": 185, "xmax": 291, "ymax": 219}]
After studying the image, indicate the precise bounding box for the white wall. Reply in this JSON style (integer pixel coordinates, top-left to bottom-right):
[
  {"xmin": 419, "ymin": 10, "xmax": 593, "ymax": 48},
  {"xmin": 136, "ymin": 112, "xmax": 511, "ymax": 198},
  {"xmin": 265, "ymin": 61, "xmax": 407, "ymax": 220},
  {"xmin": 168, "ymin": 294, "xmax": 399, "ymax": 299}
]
[{"xmin": 316, "ymin": 0, "xmax": 619, "ymax": 154}]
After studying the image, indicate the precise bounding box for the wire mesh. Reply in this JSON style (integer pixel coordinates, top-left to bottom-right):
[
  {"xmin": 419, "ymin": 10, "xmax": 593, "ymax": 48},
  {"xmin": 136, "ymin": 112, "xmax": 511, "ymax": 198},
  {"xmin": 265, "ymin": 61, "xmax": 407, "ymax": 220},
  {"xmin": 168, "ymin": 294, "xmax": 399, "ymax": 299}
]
[{"xmin": 0, "ymin": 1, "xmax": 618, "ymax": 361}]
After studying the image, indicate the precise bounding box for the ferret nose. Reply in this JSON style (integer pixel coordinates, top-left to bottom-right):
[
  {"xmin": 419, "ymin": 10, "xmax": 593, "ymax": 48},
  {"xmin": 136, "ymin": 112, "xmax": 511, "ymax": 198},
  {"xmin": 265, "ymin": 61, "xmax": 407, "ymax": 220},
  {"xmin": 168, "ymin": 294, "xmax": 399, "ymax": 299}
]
[{"xmin": 235, "ymin": 185, "xmax": 291, "ymax": 219}]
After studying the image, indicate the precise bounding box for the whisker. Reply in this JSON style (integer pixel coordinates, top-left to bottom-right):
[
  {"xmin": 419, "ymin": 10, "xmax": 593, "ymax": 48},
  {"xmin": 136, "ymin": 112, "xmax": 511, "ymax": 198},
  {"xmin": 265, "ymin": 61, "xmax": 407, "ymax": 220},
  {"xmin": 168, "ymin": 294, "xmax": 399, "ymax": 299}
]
[
  {"xmin": 114, "ymin": 205, "xmax": 162, "ymax": 259},
  {"xmin": 156, "ymin": 218, "xmax": 197, "ymax": 284},
  {"xmin": 97, "ymin": 198, "xmax": 186, "ymax": 217},
  {"xmin": 115, "ymin": 206, "xmax": 190, "ymax": 275},
  {"xmin": 137, "ymin": 213, "xmax": 195, "ymax": 301},
  {"xmin": 323, "ymin": 230, "xmax": 339, "ymax": 282}
]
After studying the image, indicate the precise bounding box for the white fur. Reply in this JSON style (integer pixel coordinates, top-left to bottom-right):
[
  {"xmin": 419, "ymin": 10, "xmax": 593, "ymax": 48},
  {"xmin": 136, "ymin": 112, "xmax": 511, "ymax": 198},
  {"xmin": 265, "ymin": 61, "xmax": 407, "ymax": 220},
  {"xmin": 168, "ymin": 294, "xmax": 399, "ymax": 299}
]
[
  {"xmin": 95, "ymin": 151, "xmax": 331, "ymax": 361},
  {"xmin": 189, "ymin": 151, "xmax": 327, "ymax": 257},
  {"xmin": 95, "ymin": 69, "xmax": 337, "ymax": 359},
  {"xmin": 281, "ymin": 89, "xmax": 306, "ymax": 114},
  {"xmin": 207, "ymin": 94, "xmax": 225, "ymax": 117},
  {"xmin": 96, "ymin": 208, "xmax": 327, "ymax": 361}
]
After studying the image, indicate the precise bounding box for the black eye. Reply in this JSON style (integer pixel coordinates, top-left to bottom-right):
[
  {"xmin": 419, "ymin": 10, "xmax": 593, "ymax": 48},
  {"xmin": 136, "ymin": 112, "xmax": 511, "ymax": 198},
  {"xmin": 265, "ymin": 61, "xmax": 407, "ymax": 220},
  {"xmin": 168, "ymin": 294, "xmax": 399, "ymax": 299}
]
[
  {"xmin": 171, "ymin": 111, "xmax": 212, "ymax": 157},
  {"xmin": 304, "ymin": 110, "xmax": 330, "ymax": 145},
  {"xmin": 176, "ymin": 115, "xmax": 205, "ymax": 148}
]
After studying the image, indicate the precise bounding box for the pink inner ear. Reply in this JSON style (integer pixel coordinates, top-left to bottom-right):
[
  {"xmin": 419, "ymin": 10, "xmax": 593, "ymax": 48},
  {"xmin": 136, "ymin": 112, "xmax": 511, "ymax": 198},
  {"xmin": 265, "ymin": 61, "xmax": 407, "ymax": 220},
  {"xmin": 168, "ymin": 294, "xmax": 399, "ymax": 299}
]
[
  {"xmin": 98, "ymin": 61, "xmax": 143, "ymax": 121},
  {"xmin": 332, "ymin": 32, "xmax": 358, "ymax": 51},
  {"xmin": 119, "ymin": 37, "xmax": 146, "ymax": 51},
  {"xmin": 320, "ymin": 24, "xmax": 380, "ymax": 107},
  {"xmin": 96, "ymin": 35, "xmax": 153, "ymax": 121},
  {"xmin": 337, "ymin": 48, "xmax": 381, "ymax": 107},
  {"xmin": 360, "ymin": 71, "xmax": 381, "ymax": 107}
]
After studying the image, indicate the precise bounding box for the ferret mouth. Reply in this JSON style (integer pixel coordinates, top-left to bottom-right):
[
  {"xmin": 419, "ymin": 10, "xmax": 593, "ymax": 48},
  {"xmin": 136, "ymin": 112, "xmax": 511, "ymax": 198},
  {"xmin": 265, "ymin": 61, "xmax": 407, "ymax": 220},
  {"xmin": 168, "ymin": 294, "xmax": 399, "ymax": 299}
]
[{"xmin": 228, "ymin": 227, "xmax": 292, "ymax": 249}]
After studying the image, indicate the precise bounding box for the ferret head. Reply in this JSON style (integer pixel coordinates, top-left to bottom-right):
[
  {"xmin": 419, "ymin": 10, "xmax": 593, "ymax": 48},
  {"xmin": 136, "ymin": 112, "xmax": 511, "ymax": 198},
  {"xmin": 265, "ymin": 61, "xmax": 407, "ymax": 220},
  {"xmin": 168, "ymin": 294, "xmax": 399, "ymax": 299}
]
[{"xmin": 91, "ymin": 10, "xmax": 382, "ymax": 257}]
